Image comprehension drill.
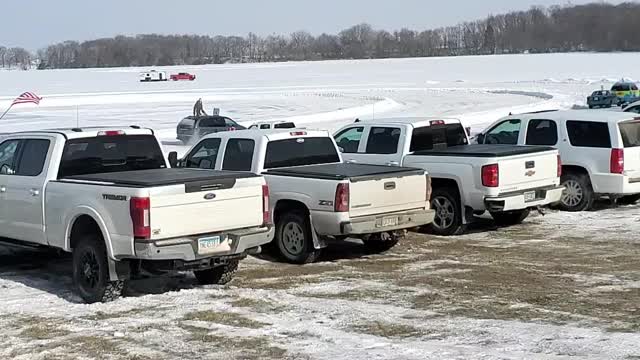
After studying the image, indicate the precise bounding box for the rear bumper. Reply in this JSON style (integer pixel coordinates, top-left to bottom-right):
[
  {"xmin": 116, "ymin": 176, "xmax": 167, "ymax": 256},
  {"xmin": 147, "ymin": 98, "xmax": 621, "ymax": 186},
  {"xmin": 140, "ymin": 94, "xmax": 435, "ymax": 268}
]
[
  {"xmin": 484, "ymin": 185, "xmax": 564, "ymax": 212},
  {"xmin": 131, "ymin": 225, "xmax": 274, "ymax": 262},
  {"xmin": 340, "ymin": 208, "xmax": 435, "ymax": 235},
  {"xmin": 591, "ymin": 173, "xmax": 640, "ymax": 196}
]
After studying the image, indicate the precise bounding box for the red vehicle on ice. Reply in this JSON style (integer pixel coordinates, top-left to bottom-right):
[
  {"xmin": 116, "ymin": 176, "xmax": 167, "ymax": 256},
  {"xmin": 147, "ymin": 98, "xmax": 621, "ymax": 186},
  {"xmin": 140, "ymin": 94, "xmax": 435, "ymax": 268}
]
[{"xmin": 170, "ymin": 72, "xmax": 196, "ymax": 81}]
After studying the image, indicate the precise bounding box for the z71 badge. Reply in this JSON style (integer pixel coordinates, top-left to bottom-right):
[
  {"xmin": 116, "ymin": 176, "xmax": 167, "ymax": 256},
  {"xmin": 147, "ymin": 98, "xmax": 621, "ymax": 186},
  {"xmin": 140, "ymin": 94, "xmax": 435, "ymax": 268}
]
[{"xmin": 319, "ymin": 200, "xmax": 333, "ymax": 207}]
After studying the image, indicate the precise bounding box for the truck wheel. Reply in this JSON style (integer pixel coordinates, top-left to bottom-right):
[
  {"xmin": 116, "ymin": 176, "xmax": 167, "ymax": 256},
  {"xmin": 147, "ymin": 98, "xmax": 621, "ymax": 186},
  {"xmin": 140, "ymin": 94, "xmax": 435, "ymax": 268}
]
[
  {"xmin": 618, "ymin": 194, "xmax": 640, "ymax": 205},
  {"xmin": 363, "ymin": 232, "xmax": 402, "ymax": 254},
  {"xmin": 276, "ymin": 212, "xmax": 319, "ymax": 264},
  {"xmin": 490, "ymin": 209, "xmax": 530, "ymax": 226},
  {"xmin": 72, "ymin": 235, "xmax": 124, "ymax": 304},
  {"xmin": 559, "ymin": 172, "xmax": 594, "ymax": 211},
  {"xmin": 194, "ymin": 260, "xmax": 239, "ymax": 285},
  {"xmin": 427, "ymin": 187, "xmax": 465, "ymax": 236}
]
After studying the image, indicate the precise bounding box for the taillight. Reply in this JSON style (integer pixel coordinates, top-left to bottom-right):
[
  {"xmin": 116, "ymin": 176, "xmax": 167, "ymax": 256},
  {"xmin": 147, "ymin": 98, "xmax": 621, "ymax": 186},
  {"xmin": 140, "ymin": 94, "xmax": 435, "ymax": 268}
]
[
  {"xmin": 334, "ymin": 183, "xmax": 350, "ymax": 212},
  {"xmin": 557, "ymin": 155, "xmax": 562, "ymax": 177},
  {"xmin": 98, "ymin": 130, "xmax": 125, "ymax": 136},
  {"xmin": 611, "ymin": 148, "xmax": 624, "ymax": 174},
  {"xmin": 130, "ymin": 197, "xmax": 151, "ymax": 240},
  {"xmin": 425, "ymin": 174, "xmax": 432, "ymax": 202},
  {"xmin": 262, "ymin": 184, "xmax": 271, "ymax": 226},
  {"xmin": 482, "ymin": 164, "xmax": 499, "ymax": 187}
]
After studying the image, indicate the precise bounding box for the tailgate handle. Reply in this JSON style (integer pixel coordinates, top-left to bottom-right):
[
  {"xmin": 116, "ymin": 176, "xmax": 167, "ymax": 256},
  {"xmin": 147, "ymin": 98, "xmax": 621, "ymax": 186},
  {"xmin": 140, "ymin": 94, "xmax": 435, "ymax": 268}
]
[
  {"xmin": 525, "ymin": 161, "xmax": 535, "ymax": 169},
  {"xmin": 384, "ymin": 182, "xmax": 396, "ymax": 190}
]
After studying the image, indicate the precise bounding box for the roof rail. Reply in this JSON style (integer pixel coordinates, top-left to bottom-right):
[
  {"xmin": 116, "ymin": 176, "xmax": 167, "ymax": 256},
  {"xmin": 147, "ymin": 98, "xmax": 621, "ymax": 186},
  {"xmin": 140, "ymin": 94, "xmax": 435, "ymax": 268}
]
[{"xmin": 521, "ymin": 109, "xmax": 559, "ymax": 115}]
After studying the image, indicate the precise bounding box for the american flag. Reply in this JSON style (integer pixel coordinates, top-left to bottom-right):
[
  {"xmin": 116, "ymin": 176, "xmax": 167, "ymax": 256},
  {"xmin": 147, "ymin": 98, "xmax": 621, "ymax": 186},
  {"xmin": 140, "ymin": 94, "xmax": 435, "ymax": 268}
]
[{"xmin": 11, "ymin": 92, "xmax": 42, "ymax": 106}]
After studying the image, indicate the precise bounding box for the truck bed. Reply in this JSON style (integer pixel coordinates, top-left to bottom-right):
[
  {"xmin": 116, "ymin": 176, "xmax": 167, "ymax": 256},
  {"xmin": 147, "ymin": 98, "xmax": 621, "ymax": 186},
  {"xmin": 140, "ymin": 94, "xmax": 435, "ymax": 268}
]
[
  {"xmin": 264, "ymin": 163, "xmax": 424, "ymax": 182},
  {"xmin": 63, "ymin": 168, "xmax": 259, "ymax": 190},
  {"xmin": 413, "ymin": 144, "xmax": 556, "ymax": 158}
]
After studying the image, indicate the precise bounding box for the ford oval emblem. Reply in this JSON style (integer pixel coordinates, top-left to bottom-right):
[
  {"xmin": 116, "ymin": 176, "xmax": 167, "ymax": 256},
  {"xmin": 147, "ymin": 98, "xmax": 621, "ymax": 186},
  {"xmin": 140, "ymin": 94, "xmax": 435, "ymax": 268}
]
[{"xmin": 204, "ymin": 193, "xmax": 216, "ymax": 200}]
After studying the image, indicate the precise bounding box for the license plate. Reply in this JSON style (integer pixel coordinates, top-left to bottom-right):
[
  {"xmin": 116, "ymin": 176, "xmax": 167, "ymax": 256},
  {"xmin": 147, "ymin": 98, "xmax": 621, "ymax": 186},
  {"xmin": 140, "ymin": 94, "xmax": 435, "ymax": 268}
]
[
  {"xmin": 378, "ymin": 216, "xmax": 399, "ymax": 228},
  {"xmin": 594, "ymin": 97, "xmax": 599, "ymax": 101},
  {"xmin": 524, "ymin": 191, "xmax": 536, "ymax": 202},
  {"xmin": 198, "ymin": 236, "xmax": 223, "ymax": 254}
]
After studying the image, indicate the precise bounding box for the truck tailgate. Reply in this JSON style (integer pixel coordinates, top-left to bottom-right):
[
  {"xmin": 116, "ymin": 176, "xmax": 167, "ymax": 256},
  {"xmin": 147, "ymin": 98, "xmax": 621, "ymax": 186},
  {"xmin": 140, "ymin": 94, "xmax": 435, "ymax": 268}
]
[
  {"xmin": 499, "ymin": 150, "xmax": 559, "ymax": 191},
  {"xmin": 349, "ymin": 172, "xmax": 428, "ymax": 218},
  {"xmin": 149, "ymin": 176, "xmax": 264, "ymax": 240}
]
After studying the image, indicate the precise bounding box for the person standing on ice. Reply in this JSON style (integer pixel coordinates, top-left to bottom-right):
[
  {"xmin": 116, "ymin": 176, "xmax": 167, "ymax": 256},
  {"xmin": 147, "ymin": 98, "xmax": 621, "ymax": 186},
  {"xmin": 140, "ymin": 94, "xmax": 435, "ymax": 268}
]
[{"xmin": 193, "ymin": 98, "xmax": 207, "ymax": 117}]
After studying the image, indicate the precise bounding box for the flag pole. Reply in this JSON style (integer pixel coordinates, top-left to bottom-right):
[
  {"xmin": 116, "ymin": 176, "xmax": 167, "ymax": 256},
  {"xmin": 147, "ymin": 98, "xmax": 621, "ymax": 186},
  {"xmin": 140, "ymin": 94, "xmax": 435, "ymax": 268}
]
[{"xmin": 0, "ymin": 104, "xmax": 13, "ymax": 121}]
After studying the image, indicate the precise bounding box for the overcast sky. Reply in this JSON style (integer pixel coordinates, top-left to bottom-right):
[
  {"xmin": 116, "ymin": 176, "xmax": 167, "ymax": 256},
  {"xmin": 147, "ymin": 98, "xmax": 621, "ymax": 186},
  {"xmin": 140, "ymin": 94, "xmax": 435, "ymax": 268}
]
[{"xmin": 0, "ymin": 0, "xmax": 621, "ymax": 50}]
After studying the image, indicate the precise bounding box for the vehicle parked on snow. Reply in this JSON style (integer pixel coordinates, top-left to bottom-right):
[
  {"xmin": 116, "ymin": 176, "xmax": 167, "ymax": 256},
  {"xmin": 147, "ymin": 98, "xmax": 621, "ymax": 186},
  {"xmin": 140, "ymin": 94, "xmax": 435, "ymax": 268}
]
[
  {"xmin": 611, "ymin": 81, "xmax": 640, "ymax": 106},
  {"xmin": 0, "ymin": 127, "xmax": 273, "ymax": 303},
  {"xmin": 177, "ymin": 115, "xmax": 246, "ymax": 144},
  {"xmin": 478, "ymin": 110, "xmax": 640, "ymax": 211},
  {"xmin": 248, "ymin": 121, "xmax": 296, "ymax": 130},
  {"xmin": 170, "ymin": 72, "xmax": 196, "ymax": 81},
  {"xmin": 587, "ymin": 90, "xmax": 616, "ymax": 108},
  {"xmin": 168, "ymin": 129, "xmax": 435, "ymax": 264},
  {"xmin": 334, "ymin": 118, "xmax": 563, "ymax": 236},
  {"xmin": 139, "ymin": 70, "xmax": 167, "ymax": 82}
]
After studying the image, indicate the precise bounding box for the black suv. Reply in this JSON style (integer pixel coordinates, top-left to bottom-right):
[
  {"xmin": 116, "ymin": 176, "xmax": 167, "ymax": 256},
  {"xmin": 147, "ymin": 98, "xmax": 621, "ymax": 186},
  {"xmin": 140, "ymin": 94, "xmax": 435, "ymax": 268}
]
[{"xmin": 177, "ymin": 116, "xmax": 246, "ymax": 144}]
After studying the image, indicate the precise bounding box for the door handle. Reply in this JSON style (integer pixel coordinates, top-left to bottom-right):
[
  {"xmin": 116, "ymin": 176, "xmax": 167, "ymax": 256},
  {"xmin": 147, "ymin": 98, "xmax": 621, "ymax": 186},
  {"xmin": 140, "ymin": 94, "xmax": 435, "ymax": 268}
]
[
  {"xmin": 346, "ymin": 159, "xmax": 358, "ymax": 164},
  {"xmin": 386, "ymin": 161, "xmax": 400, "ymax": 166},
  {"xmin": 29, "ymin": 189, "xmax": 40, "ymax": 196},
  {"xmin": 0, "ymin": 186, "xmax": 5, "ymax": 193}
]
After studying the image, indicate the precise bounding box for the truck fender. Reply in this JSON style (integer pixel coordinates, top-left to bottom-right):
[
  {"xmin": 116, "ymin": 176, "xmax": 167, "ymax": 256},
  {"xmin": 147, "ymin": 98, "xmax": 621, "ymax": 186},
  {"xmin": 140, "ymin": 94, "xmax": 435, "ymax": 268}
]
[
  {"xmin": 65, "ymin": 207, "xmax": 123, "ymax": 282},
  {"xmin": 430, "ymin": 175, "xmax": 470, "ymax": 225}
]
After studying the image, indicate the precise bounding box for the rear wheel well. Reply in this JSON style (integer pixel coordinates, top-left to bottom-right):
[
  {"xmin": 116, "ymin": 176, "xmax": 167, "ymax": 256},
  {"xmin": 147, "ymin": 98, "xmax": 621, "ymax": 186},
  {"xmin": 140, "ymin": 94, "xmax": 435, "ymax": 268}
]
[
  {"xmin": 562, "ymin": 165, "xmax": 590, "ymax": 178},
  {"xmin": 70, "ymin": 215, "xmax": 103, "ymax": 249},
  {"xmin": 431, "ymin": 178, "xmax": 461, "ymax": 198},
  {"xmin": 274, "ymin": 200, "xmax": 309, "ymax": 224}
]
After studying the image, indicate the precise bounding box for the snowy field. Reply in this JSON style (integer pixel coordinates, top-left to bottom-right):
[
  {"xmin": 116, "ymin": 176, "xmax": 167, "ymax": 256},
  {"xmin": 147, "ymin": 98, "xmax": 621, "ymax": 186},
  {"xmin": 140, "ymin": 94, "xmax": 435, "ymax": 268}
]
[{"xmin": 0, "ymin": 53, "xmax": 639, "ymax": 359}]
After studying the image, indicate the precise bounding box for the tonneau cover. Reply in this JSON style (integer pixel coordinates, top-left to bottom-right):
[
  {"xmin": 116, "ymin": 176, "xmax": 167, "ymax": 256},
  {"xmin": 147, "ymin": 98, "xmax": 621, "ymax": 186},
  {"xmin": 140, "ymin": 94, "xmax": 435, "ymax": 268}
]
[
  {"xmin": 413, "ymin": 144, "xmax": 556, "ymax": 158},
  {"xmin": 265, "ymin": 163, "xmax": 424, "ymax": 182},
  {"xmin": 63, "ymin": 168, "xmax": 258, "ymax": 187}
]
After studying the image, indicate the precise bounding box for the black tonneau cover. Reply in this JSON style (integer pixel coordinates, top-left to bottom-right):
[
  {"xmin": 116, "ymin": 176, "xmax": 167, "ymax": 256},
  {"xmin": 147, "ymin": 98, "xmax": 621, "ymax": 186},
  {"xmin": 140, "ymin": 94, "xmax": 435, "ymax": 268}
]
[
  {"xmin": 265, "ymin": 163, "xmax": 424, "ymax": 182},
  {"xmin": 62, "ymin": 168, "xmax": 259, "ymax": 189},
  {"xmin": 413, "ymin": 144, "xmax": 555, "ymax": 158}
]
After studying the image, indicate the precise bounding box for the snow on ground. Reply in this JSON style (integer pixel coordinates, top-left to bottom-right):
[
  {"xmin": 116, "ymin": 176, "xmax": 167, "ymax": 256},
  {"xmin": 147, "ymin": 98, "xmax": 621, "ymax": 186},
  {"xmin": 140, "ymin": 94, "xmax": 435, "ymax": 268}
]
[{"xmin": 1, "ymin": 53, "xmax": 640, "ymax": 359}]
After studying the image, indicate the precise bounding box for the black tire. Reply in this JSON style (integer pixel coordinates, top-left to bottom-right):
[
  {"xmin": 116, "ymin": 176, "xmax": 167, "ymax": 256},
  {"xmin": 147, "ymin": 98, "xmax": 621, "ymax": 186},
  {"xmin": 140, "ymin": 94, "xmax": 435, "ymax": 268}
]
[
  {"xmin": 426, "ymin": 187, "xmax": 465, "ymax": 236},
  {"xmin": 72, "ymin": 235, "xmax": 124, "ymax": 304},
  {"xmin": 589, "ymin": 105, "xmax": 594, "ymax": 109},
  {"xmin": 559, "ymin": 172, "xmax": 594, "ymax": 211},
  {"xmin": 363, "ymin": 232, "xmax": 402, "ymax": 254},
  {"xmin": 490, "ymin": 209, "xmax": 530, "ymax": 226},
  {"xmin": 618, "ymin": 194, "xmax": 640, "ymax": 205},
  {"xmin": 275, "ymin": 212, "xmax": 320, "ymax": 264},
  {"xmin": 194, "ymin": 260, "xmax": 239, "ymax": 285}
]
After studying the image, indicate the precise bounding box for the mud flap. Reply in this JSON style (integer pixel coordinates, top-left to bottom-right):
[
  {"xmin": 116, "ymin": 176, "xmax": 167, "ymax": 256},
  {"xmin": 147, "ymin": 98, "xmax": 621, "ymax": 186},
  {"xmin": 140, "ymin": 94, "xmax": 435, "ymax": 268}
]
[
  {"xmin": 107, "ymin": 257, "xmax": 131, "ymax": 281},
  {"xmin": 308, "ymin": 214, "xmax": 327, "ymax": 250},
  {"xmin": 463, "ymin": 205, "xmax": 474, "ymax": 224}
]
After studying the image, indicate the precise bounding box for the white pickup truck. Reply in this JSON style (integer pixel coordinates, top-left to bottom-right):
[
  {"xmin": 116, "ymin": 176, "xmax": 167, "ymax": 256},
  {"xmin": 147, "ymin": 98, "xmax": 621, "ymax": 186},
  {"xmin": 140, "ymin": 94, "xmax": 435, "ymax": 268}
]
[
  {"xmin": 334, "ymin": 118, "xmax": 564, "ymax": 235},
  {"xmin": 168, "ymin": 129, "xmax": 435, "ymax": 264},
  {"xmin": 0, "ymin": 127, "xmax": 273, "ymax": 303}
]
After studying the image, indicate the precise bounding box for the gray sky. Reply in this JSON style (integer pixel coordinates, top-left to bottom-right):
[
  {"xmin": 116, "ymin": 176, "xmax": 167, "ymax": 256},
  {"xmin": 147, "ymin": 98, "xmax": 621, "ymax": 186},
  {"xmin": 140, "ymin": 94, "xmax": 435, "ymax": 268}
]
[{"xmin": 1, "ymin": 0, "xmax": 620, "ymax": 50}]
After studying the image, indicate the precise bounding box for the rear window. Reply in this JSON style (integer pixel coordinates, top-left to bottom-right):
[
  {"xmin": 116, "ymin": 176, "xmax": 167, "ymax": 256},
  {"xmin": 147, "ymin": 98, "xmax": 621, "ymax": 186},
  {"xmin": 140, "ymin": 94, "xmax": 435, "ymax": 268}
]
[
  {"xmin": 410, "ymin": 124, "xmax": 468, "ymax": 152},
  {"xmin": 58, "ymin": 135, "xmax": 166, "ymax": 178},
  {"xmin": 274, "ymin": 122, "xmax": 296, "ymax": 129},
  {"xmin": 619, "ymin": 121, "xmax": 640, "ymax": 148},
  {"xmin": 265, "ymin": 137, "xmax": 340, "ymax": 169},
  {"xmin": 179, "ymin": 118, "xmax": 195, "ymax": 128},
  {"xmin": 612, "ymin": 84, "xmax": 631, "ymax": 92},
  {"xmin": 566, "ymin": 121, "xmax": 611, "ymax": 148},
  {"xmin": 199, "ymin": 117, "xmax": 225, "ymax": 127}
]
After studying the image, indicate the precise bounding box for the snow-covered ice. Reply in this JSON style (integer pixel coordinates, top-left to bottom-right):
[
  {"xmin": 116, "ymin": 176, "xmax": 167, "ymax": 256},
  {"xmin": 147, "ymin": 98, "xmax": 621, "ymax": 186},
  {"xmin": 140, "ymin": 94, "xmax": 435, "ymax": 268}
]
[{"xmin": 0, "ymin": 53, "xmax": 639, "ymax": 359}]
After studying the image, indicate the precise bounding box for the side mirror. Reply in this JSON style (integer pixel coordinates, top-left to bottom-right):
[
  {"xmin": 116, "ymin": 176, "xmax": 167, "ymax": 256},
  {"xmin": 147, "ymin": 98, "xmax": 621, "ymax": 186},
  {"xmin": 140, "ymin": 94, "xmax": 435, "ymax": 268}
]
[
  {"xmin": 476, "ymin": 133, "xmax": 485, "ymax": 144},
  {"xmin": 168, "ymin": 151, "xmax": 179, "ymax": 168}
]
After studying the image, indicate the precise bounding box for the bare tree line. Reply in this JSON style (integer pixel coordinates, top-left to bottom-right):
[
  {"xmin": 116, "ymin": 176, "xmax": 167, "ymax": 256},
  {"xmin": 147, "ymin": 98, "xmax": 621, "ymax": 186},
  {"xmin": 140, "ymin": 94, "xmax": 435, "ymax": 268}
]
[
  {"xmin": 8, "ymin": 2, "xmax": 640, "ymax": 70},
  {"xmin": 0, "ymin": 46, "xmax": 32, "ymax": 70}
]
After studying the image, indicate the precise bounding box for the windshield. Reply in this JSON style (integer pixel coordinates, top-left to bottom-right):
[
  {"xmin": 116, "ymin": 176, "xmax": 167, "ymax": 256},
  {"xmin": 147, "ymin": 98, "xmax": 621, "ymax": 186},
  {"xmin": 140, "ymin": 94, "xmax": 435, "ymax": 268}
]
[
  {"xmin": 58, "ymin": 135, "xmax": 166, "ymax": 178},
  {"xmin": 619, "ymin": 121, "xmax": 640, "ymax": 148},
  {"xmin": 264, "ymin": 137, "xmax": 340, "ymax": 169}
]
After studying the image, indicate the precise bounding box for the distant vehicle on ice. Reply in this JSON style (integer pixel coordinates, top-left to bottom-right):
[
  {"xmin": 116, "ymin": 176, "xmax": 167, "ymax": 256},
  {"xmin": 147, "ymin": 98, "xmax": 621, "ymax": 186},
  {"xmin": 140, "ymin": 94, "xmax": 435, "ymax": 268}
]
[
  {"xmin": 170, "ymin": 72, "xmax": 196, "ymax": 81},
  {"xmin": 587, "ymin": 90, "xmax": 616, "ymax": 108},
  {"xmin": 139, "ymin": 70, "xmax": 168, "ymax": 82},
  {"xmin": 177, "ymin": 115, "xmax": 246, "ymax": 144},
  {"xmin": 611, "ymin": 81, "xmax": 640, "ymax": 106}
]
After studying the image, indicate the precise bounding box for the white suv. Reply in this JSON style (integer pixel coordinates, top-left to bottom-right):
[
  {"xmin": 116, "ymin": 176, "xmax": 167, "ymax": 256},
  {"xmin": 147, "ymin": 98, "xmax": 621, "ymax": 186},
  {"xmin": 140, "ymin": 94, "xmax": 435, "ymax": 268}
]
[{"xmin": 478, "ymin": 110, "xmax": 640, "ymax": 211}]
